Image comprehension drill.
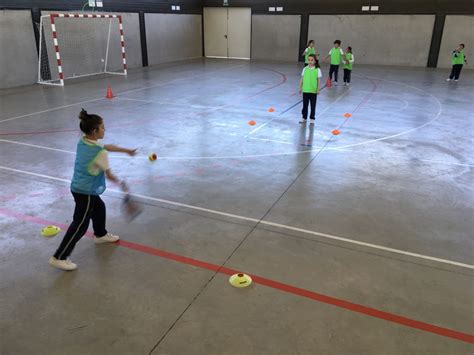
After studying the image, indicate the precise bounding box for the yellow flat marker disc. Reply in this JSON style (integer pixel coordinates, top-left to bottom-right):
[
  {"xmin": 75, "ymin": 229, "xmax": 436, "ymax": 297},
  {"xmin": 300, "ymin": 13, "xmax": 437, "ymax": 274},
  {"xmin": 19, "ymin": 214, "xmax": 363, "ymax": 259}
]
[
  {"xmin": 41, "ymin": 225, "xmax": 61, "ymax": 237},
  {"xmin": 229, "ymin": 273, "xmax": 252, "ymax": 288}
]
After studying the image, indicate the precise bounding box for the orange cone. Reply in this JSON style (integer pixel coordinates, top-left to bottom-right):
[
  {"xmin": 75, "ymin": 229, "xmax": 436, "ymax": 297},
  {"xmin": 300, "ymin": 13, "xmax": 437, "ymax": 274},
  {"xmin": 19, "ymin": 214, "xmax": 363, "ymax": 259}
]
[
  {"xmin": 105, "ymin": 84, "xmax": 114, "ymax": 99},
  {"xmin": 268, "ymin": 107, "xmax": 275, "ymax": 112},
  {"xmin": 344, "ymin": 113, "xmax": 352, "ymax": 118},
  {"xmin": 331, "ymin": 129, "xmax": 341, "ymax": 135},
  {"xmin": 248, "ymin": 120, "xmax": 256, "ymax": 126},
  {"xmin": 326, "ymin": 78, "xmax": 332, "ymax": 88}
]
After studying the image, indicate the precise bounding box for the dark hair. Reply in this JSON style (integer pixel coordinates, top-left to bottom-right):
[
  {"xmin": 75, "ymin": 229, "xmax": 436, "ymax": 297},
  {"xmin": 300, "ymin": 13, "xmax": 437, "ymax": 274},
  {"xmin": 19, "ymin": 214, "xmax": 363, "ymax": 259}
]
[
  {"xmin": 78, "ymin": 109, "xmax": 103, "ymax": 135},
  {"xmin": 334, "ymin": 40, "xmax": 341, "ymax": 45},
  {"xmin": 347, "ymin": 46, "xmax": 352, "ymax": 52},
  {"xmin": 460, "ymin": 43, "xmax": 465, "ymax": 48},
  {"xmin": 308, "ymin": 40, "xmax": 315, "ymax": 46},
  {"xmin": 308, "ymin": 54, "xmax": 320, "ymax": 68}
]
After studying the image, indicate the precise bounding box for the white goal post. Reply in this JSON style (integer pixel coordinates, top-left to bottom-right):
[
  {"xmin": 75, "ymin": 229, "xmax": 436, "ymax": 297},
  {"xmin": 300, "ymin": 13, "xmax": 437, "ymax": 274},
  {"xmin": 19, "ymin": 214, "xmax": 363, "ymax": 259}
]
[{"xmin": 37, "ymin": 13, "xmax": 127, "ymax": 86}]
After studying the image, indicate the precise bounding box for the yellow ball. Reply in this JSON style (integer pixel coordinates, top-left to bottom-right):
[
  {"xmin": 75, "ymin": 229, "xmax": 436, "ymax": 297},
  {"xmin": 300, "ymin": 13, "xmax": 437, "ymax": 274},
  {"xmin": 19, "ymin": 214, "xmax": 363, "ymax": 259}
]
[{"xmin": 148, "ymin": 153, "xmax": 157, "ymax": 162}]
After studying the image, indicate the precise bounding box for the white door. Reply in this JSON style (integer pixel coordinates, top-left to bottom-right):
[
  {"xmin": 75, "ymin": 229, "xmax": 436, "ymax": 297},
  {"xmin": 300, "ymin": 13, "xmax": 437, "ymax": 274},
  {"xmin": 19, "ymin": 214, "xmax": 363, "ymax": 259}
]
[
  {"xmin": 204, "ymin": 7, "xmax": 228, "ymax": 58},
  {"xmin": 227, "ymin": 8, "xmax": 251, "ymax": 59},
  {"xmin": 204, "ymin": 7, "xmax": 251, "ymax": 59}
]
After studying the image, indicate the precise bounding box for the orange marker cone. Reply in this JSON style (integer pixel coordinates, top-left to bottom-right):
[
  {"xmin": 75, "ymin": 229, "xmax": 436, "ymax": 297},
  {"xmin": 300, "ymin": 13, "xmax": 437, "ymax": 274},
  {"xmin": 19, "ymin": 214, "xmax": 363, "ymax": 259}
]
[
  {"xmin": 248, "ymin": 120, "xmax": 256, "ymax": 126},
  {"xmin": 105, "ymin": 84, "xmax": 114, "ymax": 99},
  {"xmin": 344, "ymin": 113, "xmax": 352, "ymax": 118},
  {"xmin": 268, "ymin": 107, "xmax": 275, "ymax": 112},
  {"xmin": 331, "ymin": 129, "xmax": 341, "ymax": 135},
  {"xmin": 326, "ymin": 78, "xmax": 332, "ymax": 88}
]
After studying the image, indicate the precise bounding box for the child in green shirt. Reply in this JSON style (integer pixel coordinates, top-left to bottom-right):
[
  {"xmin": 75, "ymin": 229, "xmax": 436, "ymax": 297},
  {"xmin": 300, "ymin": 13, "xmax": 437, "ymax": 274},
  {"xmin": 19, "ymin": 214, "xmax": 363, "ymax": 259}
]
[
  {"xmin": 324, "ymin": 40, "xmax": 344, "ymax": 86},
  {"xmin": 343, "ymin": 46, "xmax": 354, "ymax": 86},
  {"xmin": 447, "ymin": 44, "xmax": 467, "ymax": 82},
  {"xmin": 302, "ymin": 40, "xmax": 316, "ymax": 67},
  {"xmin": 299, "ymin": 54, "xmax": 322, "ymax": 125}
]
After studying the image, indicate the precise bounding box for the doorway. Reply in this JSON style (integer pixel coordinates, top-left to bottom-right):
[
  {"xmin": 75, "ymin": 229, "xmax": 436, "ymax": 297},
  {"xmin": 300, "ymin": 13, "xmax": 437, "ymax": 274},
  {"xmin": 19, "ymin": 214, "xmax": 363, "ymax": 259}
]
[{"xmin": 203, "ymin": 7, "xmax": 251, "ymax": 59}]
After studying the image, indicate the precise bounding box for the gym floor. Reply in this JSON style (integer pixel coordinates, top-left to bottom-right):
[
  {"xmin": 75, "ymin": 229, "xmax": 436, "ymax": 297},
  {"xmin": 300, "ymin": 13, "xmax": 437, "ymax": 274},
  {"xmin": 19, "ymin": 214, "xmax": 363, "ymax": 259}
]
[{"xmin": 1, "ymin": 58, "xmax": 473, "ymax": 354}]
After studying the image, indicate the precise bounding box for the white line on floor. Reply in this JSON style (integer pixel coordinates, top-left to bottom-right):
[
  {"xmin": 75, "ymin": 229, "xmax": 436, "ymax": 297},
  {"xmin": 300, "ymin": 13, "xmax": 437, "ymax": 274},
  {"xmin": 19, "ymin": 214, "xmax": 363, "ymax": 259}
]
[
  {"xmin": 246, "ymin": 87, "xmax": 353, "ymax": 138},
  {"xmin": 1, "ymin": 138, "xmax": 472, "ymax": 167},
  {"xmin": 0, "ymin": 64, "xmax": 245, "ymax": 124},
  {"xmin": 247, "ymin": 137, "xmax": 296, "ymax": 145},
  {"xmin": 115, "ymin": 96, "xmax": 221, "ymax": 110},
  {"xmin": 0, "ymin": 98, "xmax": 104, "ymax": 124},
  {"xmin": 327, "ymin": 148, "xmax": 474, "ymax": 167},
  {"xmin": 0, "ymin": 139, "xmax": 76, "ymax": 154},
  {"xmin": 1, "ymin": 164, "xmax": 472, "ymax": 270}
]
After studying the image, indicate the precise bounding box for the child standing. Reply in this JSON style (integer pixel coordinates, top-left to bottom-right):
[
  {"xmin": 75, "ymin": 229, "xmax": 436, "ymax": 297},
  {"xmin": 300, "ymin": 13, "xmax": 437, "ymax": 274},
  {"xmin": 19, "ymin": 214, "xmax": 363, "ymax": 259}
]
[
  {"xmin": 324, "ymin": 40, "xmax": 344, "ymax": 86},
  {"xmin": 447, "ymin": 44, "xmax": 467, "ymax": 82},
  {"xmin": 299, "ymin": 54, "xmax": 322, "ymax": 125},
  {"xmin": 343, "ymin": 46, "xmax": 354, "ymax": 86},
  {"xmin": 302, "ymin": 40, "xmax": 316, "ymax": 67},
  {"xmin": 49, "ymin": 109, "xmax": 136, "ymax": 271}
]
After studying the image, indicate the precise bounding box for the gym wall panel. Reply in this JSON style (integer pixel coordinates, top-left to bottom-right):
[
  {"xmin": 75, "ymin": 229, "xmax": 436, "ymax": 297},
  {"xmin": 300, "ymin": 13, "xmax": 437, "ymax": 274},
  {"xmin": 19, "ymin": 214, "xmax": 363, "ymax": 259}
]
[
  {"xmin": 0, "ymin": 0, "xmax": 203, "ymax": 14},
  {"xmin": 251, "ymin": 15, "xmax": 301, "ymax": 61},
  {"xmin": 145, "ymin": 14, "xmax": 202, "ymax": 66},
  {"xmin": 203, "ymin": 0, "xmax": 474, "ymax": 15},
  {"xmin": 437, "ymin": 15, "xmax": 474, "ymax": 68},
  {"xmin": 308, "ymin": 15, "xmax": 435, "ymax": 67},
  {"xmin": 0, "ymin": 10, "xmax": 38, "ymax": 88},
  {"xmin": 109, "ymin": 12, "xmax": 141, "ymax": 69}
]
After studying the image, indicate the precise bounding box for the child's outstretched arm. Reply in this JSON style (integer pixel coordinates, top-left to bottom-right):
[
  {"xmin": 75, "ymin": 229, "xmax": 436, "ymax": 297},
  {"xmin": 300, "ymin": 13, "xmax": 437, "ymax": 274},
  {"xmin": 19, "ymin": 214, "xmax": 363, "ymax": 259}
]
[
  {"xmin": 298, "ymin": 77, "xmax": 303, "ymax": 94},
  {"xmin": 104, "ymin": 144, "xmax": 137, "ymax": 156},
  {"xmin": 105, "ymin": 169, "xmax": 128, "ymax": 192}
]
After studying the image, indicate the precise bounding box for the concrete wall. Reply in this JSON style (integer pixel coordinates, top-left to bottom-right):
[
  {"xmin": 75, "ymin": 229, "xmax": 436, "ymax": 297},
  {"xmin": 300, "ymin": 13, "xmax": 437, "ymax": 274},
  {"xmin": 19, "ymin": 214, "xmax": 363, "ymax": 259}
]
[
  {"xmin": 251, "ymin": 15, "xmax": 301, "ymax": 61},
  {"xmin": 203, "ymin": 0, "xmax": 474, "ymax": 15},
  {"xmin": 308, "ymin": 15, "xmax": 435, "ymax": 67},
  {"xmin": 0, "ymin": 10, "xmax": 38, "ymax": 88},
  {"xmin": 145, "ymin": 14, "xmax": 202, "ymax": 66},
  {"xmin": 438, "ymin": 15, "xmax": 474, "ymax": 68},
  {"xmin": 0, "ymin": 0, "xmax": 203, "ymax": 14}
]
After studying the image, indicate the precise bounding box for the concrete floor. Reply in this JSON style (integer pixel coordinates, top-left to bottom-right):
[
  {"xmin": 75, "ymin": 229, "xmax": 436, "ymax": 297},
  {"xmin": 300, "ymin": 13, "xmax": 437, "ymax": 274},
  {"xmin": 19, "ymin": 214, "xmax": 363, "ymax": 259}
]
[{"xmin": 0, "ymin": 58, "xmax": 473, "ymax": 354}]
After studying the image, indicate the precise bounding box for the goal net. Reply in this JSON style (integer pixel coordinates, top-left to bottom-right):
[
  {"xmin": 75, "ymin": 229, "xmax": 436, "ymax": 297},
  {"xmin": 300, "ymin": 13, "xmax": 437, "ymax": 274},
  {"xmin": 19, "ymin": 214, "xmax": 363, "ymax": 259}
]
[{"xmin": 37, "ymin": 13, "xmax": 127, "ymax": 86}]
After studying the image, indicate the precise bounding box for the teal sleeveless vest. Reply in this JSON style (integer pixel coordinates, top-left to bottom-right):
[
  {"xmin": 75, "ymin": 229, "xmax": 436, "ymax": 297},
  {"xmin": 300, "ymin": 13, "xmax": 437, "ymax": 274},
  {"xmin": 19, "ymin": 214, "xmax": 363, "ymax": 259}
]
[{"xmin": 71, "ymin": 138, "xmax": 106, "ymax": 195}]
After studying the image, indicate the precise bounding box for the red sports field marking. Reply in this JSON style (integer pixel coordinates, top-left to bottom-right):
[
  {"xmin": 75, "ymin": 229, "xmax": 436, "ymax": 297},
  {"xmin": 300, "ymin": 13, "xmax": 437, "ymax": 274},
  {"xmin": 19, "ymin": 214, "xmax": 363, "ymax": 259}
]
[
  {"xmin": 351, "ymin": 76, "xmax": 379, "ymax": 115},
  {"xmin": 251, "ymin": 68, "xmax": 287, "ymax": 96},
  {"xmin": 0, "ymin": 207, "xmax": 472, "ymax": 344},
  {"xmin": 250, "ymin": 276, "xmax": 474, "ymax": 344}
]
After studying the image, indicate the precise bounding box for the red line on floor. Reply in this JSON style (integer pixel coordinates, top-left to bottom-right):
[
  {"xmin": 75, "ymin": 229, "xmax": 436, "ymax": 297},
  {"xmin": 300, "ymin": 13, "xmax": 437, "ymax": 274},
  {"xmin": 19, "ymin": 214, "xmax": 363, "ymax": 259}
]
[
  {"xmin": 251, "ymin": 68, "xmax": 287, "ymax": 96},
  {"xmin": 1, "ymin": 207, "xmax": 472, "ymax": 344},
  {"xmin": 351, "ymin": 76, "xmax": 379, "ymax": 114}
]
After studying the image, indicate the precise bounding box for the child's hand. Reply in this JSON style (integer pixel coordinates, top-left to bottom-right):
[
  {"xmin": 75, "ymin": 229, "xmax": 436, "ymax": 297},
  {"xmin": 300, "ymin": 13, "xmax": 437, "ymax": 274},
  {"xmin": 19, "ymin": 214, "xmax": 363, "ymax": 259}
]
[
  {"xmin": 298, "ymin": 89, "xmax": 302, "ymax": 95},
  {"xmin": 127, "ymin": 149, "xmax": 137, "ymax": 156},
  {"xmin": 120, "ymin": 181, "xmax": 129, "ymax": 193}
]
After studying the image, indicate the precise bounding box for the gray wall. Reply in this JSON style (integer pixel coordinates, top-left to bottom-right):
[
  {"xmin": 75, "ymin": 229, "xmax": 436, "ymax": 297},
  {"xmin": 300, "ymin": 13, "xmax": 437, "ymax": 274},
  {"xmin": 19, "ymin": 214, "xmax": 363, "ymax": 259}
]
[
  {"xmin": 203, "ymin": 0, "xmax": 474, "ymax": 15},
  {"xmin": 0, "ymin": 0, "xmax": 202, "ymax": 13},
  {"xmin": 0, "ymin": 10, "xmax": 38, "ymax": 88},
  {"xmin": 308, "ymin": 15, "xmax": 435, "ymax": 67},
  {"xmin": 438, "ymin": 15, "xmax": 474, "ymax": 69},
  {"xmin": 251, "ymin": 15, "xmax": 301, "ymax": 61},
  {"xmin": 145, "ymin": 14, "xmax": 202, "ymax": 66}
]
